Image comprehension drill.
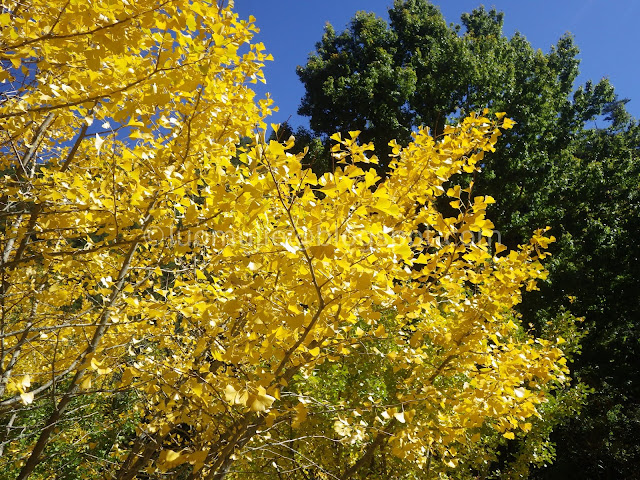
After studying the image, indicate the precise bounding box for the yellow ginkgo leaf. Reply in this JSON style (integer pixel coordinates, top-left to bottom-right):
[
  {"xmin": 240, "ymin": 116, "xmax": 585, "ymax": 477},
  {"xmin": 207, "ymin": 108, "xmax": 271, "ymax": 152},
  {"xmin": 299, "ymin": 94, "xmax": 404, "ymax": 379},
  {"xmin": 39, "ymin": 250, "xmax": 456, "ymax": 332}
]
[
  {"xmin": 94, "ymin": 133, "xmax": 105, "ymax": 153},
  {"xmin": 20, "ymin": 392, "xmax": 34, "ymax": 405}
]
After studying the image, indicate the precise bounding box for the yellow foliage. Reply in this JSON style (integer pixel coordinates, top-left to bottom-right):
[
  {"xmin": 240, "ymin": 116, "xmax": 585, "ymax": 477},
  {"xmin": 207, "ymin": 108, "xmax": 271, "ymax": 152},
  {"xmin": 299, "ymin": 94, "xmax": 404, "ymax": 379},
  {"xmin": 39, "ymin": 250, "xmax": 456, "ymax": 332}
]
[{"xmin": 0, "ymin": 0, "xmax": 567, "ymax": 478}]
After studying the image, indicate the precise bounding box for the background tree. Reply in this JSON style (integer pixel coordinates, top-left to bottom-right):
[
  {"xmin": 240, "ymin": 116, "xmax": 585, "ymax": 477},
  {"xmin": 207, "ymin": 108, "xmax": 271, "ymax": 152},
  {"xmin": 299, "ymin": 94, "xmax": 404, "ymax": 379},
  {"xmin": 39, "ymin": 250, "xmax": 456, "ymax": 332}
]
[
  {"xmin": 297, "ymin": 11, "xmax": 417, "ymax": 171},
  {"xmin": 297, "ymin": 1, "xmax": 640, "ymax": 477},
  {"xmin": 522, "ymin": 113, "xmax": 640, "ymax": 479},
  {"xmin": 297, "ymin": 1, "xmax": 616, "ymax": 241}
]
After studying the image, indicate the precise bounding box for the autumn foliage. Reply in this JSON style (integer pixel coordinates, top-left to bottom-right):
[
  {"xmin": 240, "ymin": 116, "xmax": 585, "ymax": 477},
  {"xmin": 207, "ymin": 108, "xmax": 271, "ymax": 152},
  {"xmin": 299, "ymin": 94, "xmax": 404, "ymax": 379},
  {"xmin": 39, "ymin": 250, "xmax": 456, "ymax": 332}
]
[{"xmin": 1, "ymin": 1, "xmax": 568, "ymax": 478}]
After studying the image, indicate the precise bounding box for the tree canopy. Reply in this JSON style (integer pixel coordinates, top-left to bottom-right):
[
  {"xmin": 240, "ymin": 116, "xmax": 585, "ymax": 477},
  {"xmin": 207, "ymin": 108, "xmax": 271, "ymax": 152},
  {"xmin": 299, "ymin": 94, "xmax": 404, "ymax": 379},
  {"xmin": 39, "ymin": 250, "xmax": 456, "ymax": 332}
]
[
  {"xmin": 297, "ymin": 0, "xmax": 619, "ymax": 240},
  {"xmin": 0, "ymin": 1, "xmax": 572, "ymax": 478}
]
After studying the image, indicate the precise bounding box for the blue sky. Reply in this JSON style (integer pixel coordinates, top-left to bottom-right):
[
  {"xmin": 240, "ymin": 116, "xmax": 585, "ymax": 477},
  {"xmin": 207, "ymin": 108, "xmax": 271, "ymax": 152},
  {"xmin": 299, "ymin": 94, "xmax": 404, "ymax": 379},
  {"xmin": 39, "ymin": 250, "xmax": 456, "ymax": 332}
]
[{"xmin": 234, "ymin": 1, "xmax": 639, "ymax": 129}]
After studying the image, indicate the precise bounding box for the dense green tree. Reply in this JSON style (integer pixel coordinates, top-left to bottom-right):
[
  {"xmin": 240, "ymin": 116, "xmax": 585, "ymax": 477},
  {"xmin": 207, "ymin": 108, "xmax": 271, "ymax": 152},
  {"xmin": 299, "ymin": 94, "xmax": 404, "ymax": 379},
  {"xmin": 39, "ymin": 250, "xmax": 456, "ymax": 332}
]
[
  {"xmin": 297, "ymin": 1, "xmax": 616, "ymax": 240},
  {"xmin": 524, "ymin": 114, "xmax": 640, "ymax": 479},
  {"xmin": 297, "ymin": 1, "xmax": 640, "ymax": 477},
  {"xmin": 297, "ymin": 10, "xmax": 417, "ymax": 170}
]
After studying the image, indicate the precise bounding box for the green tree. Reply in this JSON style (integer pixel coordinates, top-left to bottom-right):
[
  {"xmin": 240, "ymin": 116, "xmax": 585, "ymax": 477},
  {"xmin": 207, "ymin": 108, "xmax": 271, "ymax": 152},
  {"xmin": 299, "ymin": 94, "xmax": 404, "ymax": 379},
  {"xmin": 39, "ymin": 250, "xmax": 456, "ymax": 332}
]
[
  {"xmin": 297, "ymin": 1, "xmax": 640, "ymax": 477},
  {"xmin": 523, "ymin": 113, "xmax": 640, "ymax": 479},
  {"xmin": 297, "ymin": 1, "xmax": 616, "ymax": 241},
  {"xmin": 297, "ymin": 10, "xmax": 417, "ymax": 171}
]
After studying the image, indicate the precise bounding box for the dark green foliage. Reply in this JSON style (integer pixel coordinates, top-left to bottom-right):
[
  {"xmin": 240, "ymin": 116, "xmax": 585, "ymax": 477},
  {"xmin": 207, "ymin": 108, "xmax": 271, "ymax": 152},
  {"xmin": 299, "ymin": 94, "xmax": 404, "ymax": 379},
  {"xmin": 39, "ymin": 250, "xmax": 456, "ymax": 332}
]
[
  {"xmin": 297, "ymin": 1, "xmax": 617, "ymax": 238},
  {"xmin": 524, "ymin": 119, "xmax": 640, "ymax": 479},
  {"xmin": 297, "ymin": 10, "xmax": 417, "ymax": 172},
  {"xmin": 296, "ymin": 1, "xmax": 640, "ymax": 477}
]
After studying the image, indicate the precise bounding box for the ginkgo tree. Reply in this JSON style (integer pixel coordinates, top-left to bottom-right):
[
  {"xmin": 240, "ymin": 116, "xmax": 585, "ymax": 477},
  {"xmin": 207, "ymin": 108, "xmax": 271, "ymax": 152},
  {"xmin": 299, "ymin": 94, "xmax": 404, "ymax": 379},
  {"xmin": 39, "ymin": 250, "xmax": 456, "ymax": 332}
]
[{"xmin": 1, "ymin": 1, "xmax": 570, "ymax": 479}]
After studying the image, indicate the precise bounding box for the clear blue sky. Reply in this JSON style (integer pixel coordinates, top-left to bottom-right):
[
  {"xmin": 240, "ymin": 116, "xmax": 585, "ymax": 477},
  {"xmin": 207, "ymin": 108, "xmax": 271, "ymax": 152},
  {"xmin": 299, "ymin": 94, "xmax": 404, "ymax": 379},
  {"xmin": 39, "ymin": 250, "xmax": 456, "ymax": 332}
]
[{"xmin": 234, "ymin": 1, "xmax": 639, "ymax": 128}]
